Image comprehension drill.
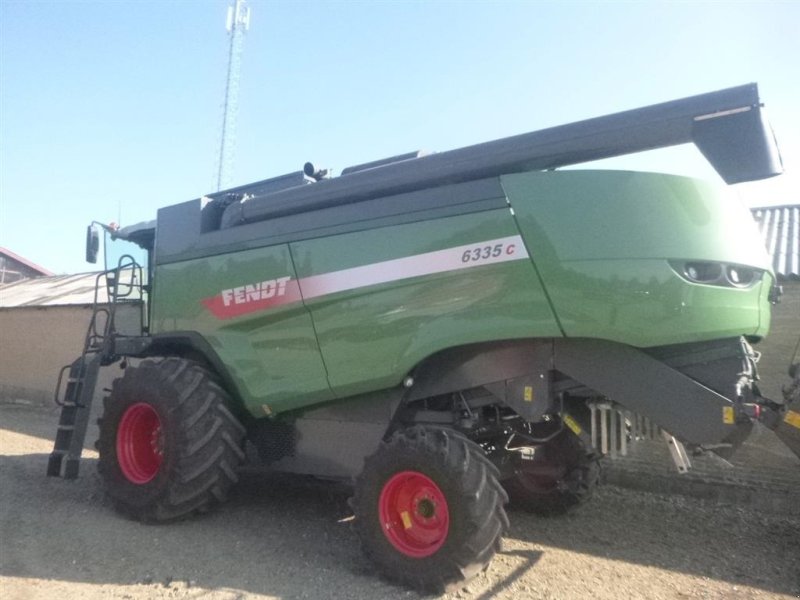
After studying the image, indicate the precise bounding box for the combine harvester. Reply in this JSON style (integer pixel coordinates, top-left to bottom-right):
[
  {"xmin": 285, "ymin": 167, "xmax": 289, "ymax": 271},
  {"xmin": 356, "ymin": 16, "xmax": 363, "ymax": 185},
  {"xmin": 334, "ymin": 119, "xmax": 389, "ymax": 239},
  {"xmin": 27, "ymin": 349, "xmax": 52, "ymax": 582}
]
[{"xmin": 49, "ymin": 83, "xmax": 799, "ymax": 591}]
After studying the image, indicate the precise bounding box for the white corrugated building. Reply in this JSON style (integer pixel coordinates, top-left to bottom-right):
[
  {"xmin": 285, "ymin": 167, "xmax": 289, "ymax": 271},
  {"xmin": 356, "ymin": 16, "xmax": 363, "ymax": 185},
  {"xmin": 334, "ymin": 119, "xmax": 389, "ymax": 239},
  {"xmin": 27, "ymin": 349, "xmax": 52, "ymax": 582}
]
[
  {"xmin": 0, "ymin": 272, "xmax": 141, "ymax": 405},
  {"xmin": 752, "ymin": 204, "xmax": 799, "ymax": 281}
]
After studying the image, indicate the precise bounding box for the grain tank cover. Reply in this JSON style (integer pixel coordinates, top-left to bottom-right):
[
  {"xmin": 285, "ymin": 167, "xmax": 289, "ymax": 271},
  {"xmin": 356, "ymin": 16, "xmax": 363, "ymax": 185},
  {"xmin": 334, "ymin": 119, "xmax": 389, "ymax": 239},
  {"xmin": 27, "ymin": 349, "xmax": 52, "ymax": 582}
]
[{"xmin": 219, "ymin": 83, "xmax": 782, "ymax": 230}]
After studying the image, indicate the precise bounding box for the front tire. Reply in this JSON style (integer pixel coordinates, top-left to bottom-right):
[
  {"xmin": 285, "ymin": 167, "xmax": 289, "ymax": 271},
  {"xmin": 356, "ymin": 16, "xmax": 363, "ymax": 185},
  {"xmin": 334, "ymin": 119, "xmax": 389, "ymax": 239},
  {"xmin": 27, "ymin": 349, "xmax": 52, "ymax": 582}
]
[
  {"xmin": 97, "ymin": 357, "xmax": 245, "ymax": 522},
  {"xmin": 352, "ymin": 426, "xmax": 509, "ymax": 593}
]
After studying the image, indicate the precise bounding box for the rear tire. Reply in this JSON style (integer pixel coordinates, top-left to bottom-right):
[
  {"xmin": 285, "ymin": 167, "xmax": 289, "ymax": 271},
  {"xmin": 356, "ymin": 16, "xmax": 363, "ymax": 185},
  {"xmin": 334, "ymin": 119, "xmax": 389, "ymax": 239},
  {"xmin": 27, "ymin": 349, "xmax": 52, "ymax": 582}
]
[
  {"xmin": 97, "ymin": 357, "xmax": 245, "ymax": 522},
  {"xmin": 503, "ymin": 428, "xmax": 600, "ymax": 515},
  {"xmin": 352, "ymin": 426, "xmax": 509, "ymax": 593}
]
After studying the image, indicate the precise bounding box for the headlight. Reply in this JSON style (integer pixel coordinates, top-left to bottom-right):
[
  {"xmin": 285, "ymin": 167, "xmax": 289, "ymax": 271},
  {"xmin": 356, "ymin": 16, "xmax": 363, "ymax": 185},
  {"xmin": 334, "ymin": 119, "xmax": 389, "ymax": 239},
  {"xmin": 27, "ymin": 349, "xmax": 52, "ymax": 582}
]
[
  {"xmin": 669, "ymin": 260, "xmax": 763, "ymax": 289},
  {"xmin": 725, "ymin": 265, "xmax": 757, "ymax": 287},
  {"xmin": 683, "ymin": 261, "xmax": 722, "ymax": 283}
]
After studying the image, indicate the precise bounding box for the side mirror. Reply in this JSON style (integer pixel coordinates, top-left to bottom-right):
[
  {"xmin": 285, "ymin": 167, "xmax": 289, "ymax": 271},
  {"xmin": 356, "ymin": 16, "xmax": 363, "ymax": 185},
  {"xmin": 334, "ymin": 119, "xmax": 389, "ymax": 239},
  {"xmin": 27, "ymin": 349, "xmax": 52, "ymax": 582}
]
[{"xmin": 86, "ymin": 225, "xmax": 100, "ymax": 264}]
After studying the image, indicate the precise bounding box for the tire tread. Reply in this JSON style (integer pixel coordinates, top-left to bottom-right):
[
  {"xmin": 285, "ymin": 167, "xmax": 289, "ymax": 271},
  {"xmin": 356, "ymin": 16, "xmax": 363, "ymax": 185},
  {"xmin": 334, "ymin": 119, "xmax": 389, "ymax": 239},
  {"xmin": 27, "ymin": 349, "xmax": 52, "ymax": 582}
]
[
  {"xmin": 352, "ymin": 425, "xmax": 508, "ymax": 593},
  {"xmin": 97, "ymin": 358, "xmax": 245, "ymax": 523}
]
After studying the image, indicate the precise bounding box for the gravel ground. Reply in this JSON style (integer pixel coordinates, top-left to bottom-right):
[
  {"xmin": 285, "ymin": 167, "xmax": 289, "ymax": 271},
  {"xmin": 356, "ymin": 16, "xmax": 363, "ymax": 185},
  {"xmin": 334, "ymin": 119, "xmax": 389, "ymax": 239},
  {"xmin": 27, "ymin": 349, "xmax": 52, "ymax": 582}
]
[{"xmin": 1, "ymin": 403, "xmax": 799, "ymax": 600}]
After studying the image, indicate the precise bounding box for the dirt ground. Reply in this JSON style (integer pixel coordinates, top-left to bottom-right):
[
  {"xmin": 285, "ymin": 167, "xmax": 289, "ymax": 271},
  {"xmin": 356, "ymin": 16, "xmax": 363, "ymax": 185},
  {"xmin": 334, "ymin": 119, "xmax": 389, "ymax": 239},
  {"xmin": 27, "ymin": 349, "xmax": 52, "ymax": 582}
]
[{"xmin": 1, "ymin": 402, "xmax": 798, "ymax": 600}]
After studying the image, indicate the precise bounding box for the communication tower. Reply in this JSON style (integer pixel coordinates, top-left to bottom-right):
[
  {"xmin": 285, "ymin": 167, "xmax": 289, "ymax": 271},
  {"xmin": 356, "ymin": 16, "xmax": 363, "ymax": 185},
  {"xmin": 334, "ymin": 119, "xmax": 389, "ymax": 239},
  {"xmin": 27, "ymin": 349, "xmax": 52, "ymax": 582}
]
[{"xmin": 216, "ymin": 0, "xmax": 251, "ymax": 191}]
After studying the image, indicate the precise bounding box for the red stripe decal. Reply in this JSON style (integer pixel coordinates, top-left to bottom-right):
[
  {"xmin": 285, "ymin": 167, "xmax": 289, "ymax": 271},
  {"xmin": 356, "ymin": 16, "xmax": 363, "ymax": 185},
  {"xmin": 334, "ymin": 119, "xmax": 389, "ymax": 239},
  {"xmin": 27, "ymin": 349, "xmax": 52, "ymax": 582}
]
[{"xmin": 202, "ymin": 278, "xmax": 303, "ymax": 320}]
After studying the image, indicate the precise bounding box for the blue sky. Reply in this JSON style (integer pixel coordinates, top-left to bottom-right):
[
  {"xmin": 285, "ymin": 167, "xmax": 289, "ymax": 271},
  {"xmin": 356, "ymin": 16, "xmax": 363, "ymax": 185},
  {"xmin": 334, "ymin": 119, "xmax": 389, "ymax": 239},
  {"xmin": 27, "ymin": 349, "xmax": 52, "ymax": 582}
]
[{"xmin": 1, "ymin": 0, "xmax": 798, "ymax": 274}]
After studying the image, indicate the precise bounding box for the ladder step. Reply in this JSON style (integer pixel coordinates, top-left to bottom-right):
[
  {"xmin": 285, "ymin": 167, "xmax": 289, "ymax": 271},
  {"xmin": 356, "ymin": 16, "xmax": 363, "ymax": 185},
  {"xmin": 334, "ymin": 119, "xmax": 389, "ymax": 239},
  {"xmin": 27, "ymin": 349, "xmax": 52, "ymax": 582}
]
[
  {"xmin": 63, "ymin": 458, "xmax": 81, "ymax": 479},
  {"xmin": 48, "ymin": 353, "xmax": 103, "ymax": 479},
  {"xmin": 46, "ymin": 453, "xmax": 64, "ymax": 477},
  {"xmin": 46, "ymin": 453, "xmax": 81, "ymax": 479}
]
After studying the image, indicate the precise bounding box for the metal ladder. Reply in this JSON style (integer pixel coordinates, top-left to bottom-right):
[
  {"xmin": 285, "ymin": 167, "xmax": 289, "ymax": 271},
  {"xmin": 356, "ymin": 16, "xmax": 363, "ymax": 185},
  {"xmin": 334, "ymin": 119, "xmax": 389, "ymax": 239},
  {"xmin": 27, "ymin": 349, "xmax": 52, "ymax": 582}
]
[
  {"xmin": 47, "ymin": 259, "xmax": 144, "ymax": 479},
  {"xmin": 46, "ymin": 353, "xmax": 104, "ymax": 478}
]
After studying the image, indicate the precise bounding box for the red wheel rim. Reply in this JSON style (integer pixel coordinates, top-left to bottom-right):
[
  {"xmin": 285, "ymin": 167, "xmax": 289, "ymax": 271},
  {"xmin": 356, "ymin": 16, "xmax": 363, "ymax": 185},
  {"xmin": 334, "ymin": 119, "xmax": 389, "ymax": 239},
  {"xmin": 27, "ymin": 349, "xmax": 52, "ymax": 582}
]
[
  {"xmin": 378, "ymin": 470, "xmax": 449, "ymax": 558},
  {"xmin": 116, "ymin": 402, "xmax": 163, "ymax": 484}
]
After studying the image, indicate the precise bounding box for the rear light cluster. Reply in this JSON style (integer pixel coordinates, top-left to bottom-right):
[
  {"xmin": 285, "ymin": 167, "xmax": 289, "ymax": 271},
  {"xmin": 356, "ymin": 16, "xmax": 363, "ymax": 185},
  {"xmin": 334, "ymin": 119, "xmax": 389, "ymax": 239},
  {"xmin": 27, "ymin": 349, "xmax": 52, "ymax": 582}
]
[{"xmin": 669, "ymin": 260, "xmax": 763, "ymax": 288}]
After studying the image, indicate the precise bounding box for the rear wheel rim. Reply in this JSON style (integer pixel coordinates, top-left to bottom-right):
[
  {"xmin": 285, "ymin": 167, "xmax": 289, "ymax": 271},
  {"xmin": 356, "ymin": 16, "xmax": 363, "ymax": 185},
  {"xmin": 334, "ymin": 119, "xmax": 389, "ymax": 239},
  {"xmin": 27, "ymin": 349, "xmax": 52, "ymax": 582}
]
[
  {"xmin": 116, "ymin": 402, "xmax": 163, "ymax": 484},
  {"xmin": 378, "ymin": 470, "xmax": 449, "ymax": 558}
]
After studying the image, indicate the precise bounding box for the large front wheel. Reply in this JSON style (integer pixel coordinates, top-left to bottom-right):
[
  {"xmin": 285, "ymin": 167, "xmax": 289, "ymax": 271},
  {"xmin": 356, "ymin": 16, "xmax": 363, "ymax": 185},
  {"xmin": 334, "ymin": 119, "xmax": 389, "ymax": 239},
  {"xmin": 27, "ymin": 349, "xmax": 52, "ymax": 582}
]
[
  {"xmin": 97, "ymin": 357, "xmax": 245, "ymax": 522},
  {"xmin": 352, "ymin": 426, "xmax": 509, "ymax": 593}
]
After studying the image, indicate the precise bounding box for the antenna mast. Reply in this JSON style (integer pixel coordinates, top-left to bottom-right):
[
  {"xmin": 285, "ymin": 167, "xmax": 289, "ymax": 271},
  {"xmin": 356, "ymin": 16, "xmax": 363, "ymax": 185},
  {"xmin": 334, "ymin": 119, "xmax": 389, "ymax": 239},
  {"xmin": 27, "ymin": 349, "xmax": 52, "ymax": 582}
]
[{"xmin": 216, "ymin": 0, "xmax": 251, "ymax": 191}]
